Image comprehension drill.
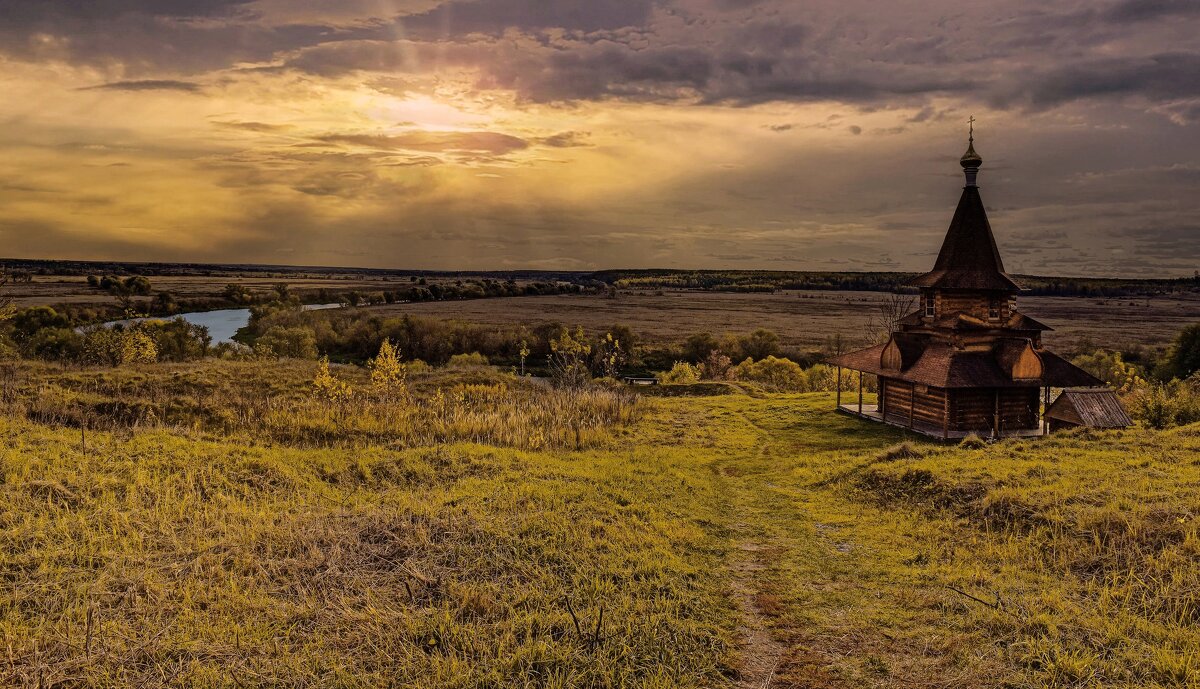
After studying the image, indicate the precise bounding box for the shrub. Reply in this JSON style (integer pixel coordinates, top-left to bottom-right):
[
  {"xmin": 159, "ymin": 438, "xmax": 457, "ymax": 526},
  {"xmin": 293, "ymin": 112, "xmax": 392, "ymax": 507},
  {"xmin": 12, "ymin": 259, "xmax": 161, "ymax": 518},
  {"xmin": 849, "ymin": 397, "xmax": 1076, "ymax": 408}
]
[
  {"xmin": 369, "ymin": 340, "xmax": 408, "ymax": 402},
  {"xmin": 1166, "ymin": 324, "xmax": 1200, "ymax": 380},
  {"xmin": 23, "ymin": 327, "xmax": 83, "ymax": 361},
  {"xmin": 682, "ymin": 333, "xmax": 720, "ymax": 363},
  {"xmin": 448, "ymin": 352, "xmax": 490, "ymax": 368},
  {"xmin": 140, "ymin": 318, "xmax": 211, "ymax": 362},
  {"xmin": 1073, "ymin": 350, "xmax": 1144, "ymax": 393},
  {"xmin": 548, "ymin": 327, "xmax": 591, "ymax": 388},
  {"xmin": 80, "ymin": 326, "xmax": 158, "ymax": 366},
  {"xmin": 256, "ymin": 326, "xmax": 318, "ymax": 359},
  {"xmin": 312, "ymin": 356, "xmax": 353, "ymax": 402},
  {"xmin": 738, "ymin": 329, "xmax": 781, "ymax": 361},
  {"xmin": 657, "ymin": 361, "xmax": 701, "ymax": 385},
  {"xmin": 593, "ymin": 332, "xmax": 626, "ymax": 379},
  {"xmin": 959, "ymin": 434, "xmax": 987, "ymax": 449},
  {"xmin": 806, "ymin": 364, "xmax": 869, "ymax": 393},
  {"xmin": 1128, "ymin": 378, "xmax": 1200, "ymax": 429},
  {"xmin": 700, "ymin": 350, "xmax": 733, "ymax": 380},
  {"xmin": 731, "ymin": 356, "xmax": 807, "ymax": 391}
]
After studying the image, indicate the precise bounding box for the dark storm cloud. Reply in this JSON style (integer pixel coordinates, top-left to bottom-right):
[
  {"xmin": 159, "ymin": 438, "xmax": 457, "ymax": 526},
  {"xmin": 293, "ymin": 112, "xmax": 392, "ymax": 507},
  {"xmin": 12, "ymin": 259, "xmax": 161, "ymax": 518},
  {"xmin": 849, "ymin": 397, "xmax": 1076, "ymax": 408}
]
[
  {"xmin": 1101, "ymin": 0, "xmax": 1200, "ymax": 22},
  {"xmin": 0, "ymin": 0, "xmax": 255, "ymax": 23},
  {"xmin": 993, "ymin": 53, "xmax": 1200, "ymax": 110},
  {"xmin": 1, "ymin": 0, "xmax": 1197, "ymax": 118},
  {"xmin": 398, "ymin": 0, "xmax": 656, "ymax": 38}
]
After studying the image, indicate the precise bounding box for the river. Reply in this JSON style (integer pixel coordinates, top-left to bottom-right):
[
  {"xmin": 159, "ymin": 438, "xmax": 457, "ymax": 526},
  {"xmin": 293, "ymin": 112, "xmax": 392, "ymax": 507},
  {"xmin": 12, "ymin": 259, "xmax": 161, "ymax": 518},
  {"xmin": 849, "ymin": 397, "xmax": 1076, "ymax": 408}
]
[{"xmin": 98, "ymin": 303, "xmax": 344, "ymax": 344}]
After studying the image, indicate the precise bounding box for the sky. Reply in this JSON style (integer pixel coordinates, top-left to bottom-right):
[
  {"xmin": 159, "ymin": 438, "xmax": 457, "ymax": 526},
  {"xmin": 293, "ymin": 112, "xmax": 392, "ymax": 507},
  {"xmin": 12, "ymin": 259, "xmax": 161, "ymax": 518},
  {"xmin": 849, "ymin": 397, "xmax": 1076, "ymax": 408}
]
[{"xmin": 1, "ymin": 0, "xmax": 1198, "ymax": 276}]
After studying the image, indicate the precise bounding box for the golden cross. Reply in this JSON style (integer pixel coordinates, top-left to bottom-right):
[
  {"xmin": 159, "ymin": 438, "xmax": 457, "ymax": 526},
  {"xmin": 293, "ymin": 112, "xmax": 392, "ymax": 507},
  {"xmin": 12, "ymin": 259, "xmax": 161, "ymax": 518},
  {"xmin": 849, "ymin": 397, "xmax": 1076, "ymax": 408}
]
[{"xmin": 968, "ymin": 116, "xmax": 975, "ymax": 139}]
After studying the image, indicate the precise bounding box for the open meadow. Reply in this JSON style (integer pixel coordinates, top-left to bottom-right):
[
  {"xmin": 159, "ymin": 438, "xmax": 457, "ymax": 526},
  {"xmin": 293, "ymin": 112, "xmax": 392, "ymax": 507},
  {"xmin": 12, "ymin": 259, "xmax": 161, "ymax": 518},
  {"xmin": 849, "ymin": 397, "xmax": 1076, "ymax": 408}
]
[{"xmin": 2, "ymin": 360, "xmax": 1197, "ymax": 687}]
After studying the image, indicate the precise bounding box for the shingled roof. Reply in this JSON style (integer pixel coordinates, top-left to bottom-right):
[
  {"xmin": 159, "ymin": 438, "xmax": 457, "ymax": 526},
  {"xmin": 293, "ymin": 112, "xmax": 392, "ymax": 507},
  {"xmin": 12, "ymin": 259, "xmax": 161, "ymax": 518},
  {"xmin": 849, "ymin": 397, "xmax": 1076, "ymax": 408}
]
[
  {"xmin": 1046, "ymin": 389, "xmax": 1133, "ymax": 428},
  {"xmin": 907, "ymin": 185, "xmax": 1022, "ymax": 291},
  {"xmin": 827, "ymin": 340, "xmax": 1102, "ymax": 389}
]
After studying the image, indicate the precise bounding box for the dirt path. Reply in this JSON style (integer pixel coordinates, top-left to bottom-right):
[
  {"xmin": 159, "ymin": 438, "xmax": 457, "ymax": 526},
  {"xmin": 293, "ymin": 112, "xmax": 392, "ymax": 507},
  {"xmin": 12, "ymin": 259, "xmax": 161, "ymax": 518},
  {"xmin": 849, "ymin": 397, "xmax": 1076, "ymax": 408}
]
[{"xmin": 730, "ymin": 538, "xmax": 785, "ymax": 689}]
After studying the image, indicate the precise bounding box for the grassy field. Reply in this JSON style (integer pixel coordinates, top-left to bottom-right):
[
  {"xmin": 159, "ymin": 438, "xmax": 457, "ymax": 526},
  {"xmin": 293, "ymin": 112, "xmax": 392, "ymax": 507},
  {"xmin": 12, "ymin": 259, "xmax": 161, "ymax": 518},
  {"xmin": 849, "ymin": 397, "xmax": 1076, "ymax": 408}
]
[
  {"xmin": 8, "ymin": 270, "xmax": 1200, "ymax": 355},
  {"xmin": 2, "ymin": 361, "xmax": 1197, "ymax": 687},
  {"xmin": 367, "ymin": 289, "xmax": 1200, "ymax": 354}
]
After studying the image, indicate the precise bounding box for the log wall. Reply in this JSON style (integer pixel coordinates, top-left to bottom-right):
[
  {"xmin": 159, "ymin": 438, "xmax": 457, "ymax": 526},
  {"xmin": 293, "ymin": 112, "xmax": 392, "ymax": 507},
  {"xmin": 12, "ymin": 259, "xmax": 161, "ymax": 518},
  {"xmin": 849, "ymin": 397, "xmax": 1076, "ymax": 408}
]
[
  {"xmin": 950, "ymin": 388, "xmax": 1039, "ymax": 432},
  {"xmin": 881, "ymin": 379, "xmax": 948, "ymax": 429}
]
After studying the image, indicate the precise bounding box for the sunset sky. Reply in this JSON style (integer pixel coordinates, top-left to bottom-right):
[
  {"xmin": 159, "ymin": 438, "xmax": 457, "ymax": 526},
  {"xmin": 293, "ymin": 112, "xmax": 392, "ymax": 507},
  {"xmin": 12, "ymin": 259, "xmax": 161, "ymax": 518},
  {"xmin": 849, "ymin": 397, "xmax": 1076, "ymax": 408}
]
[{"xmin": 1, "ymin": 0, "xmax": 1198, "ymax": 276}]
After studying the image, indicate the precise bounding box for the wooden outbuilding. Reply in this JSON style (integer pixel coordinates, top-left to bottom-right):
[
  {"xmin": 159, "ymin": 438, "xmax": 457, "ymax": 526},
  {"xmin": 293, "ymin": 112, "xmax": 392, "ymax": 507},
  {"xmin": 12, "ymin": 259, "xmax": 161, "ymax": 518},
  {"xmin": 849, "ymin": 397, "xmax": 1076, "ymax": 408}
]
[
  {"xmin": 827, "ymin": 125, "xmax": 1129, "ymax": 439},
  {"xmin": 1044, "ymin": 389, "xmax": 1133, "ymax": 432}
]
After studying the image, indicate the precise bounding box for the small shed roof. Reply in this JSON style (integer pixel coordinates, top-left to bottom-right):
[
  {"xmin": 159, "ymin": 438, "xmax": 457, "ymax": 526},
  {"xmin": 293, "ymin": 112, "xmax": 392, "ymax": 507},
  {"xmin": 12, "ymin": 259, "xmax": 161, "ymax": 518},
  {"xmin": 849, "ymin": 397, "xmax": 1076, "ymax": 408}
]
[{"xmin": 1045, "ymin": 389, "xmax": 1133, "ymax": 429}]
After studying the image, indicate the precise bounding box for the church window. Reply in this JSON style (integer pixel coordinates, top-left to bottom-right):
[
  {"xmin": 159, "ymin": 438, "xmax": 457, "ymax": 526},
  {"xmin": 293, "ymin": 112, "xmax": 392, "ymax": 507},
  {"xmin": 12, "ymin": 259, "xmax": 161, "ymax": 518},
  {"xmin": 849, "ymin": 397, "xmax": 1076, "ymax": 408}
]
[{"xmin": 988, "ymin": 298, "xmax": 1001, "ymax": 320}]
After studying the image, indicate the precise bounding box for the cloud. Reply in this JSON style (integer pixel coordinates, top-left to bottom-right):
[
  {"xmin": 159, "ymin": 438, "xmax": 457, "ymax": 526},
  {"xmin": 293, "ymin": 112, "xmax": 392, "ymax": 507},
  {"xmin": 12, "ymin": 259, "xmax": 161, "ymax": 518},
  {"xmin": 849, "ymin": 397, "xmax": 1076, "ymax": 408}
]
[
  {"xmin": 317, "ymin": 131, "xmax": 530, "ymax": 155},
  {"xmin": 82, "ymin": 79, "xmax": 203, "ymax": 92},
  {"xmin": 539, "ymin": 131, "xmax": 592, "ymax": 148},
  {"xmin": 1101, "ymin": 0, "xmax": 1200, "ymax": 22},
  {"xmin": 0, "ymin": 0, "xmax": 255, "ymax": 23},
  {"xmin": 994, "ymin": 53, "xmax": 1200, "ymax": 110},
  {"xmin": 397, "ymin": 0, "xmax": 656, "ymax": 38},
  {"xmin": 211, "ymin": 120, "xmax": 294, "ymax": 132}
]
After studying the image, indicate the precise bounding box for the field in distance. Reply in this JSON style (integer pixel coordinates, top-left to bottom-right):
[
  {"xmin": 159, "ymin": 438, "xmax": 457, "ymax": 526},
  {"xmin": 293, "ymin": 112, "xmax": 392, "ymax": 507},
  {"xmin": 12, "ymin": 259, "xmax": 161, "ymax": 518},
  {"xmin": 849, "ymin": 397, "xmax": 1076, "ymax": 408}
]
[{"xmin": 367, "ymin": 289, "xmax": 1200, "ymax": 354}]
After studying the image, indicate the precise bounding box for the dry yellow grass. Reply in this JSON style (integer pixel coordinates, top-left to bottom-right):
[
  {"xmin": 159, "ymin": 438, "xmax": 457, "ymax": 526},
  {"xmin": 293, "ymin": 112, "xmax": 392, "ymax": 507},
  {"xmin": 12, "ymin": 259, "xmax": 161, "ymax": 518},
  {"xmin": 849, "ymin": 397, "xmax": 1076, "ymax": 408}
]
[{"xmin": 1, "ymin": 362, "xmax": 1197, "ymax": 687}]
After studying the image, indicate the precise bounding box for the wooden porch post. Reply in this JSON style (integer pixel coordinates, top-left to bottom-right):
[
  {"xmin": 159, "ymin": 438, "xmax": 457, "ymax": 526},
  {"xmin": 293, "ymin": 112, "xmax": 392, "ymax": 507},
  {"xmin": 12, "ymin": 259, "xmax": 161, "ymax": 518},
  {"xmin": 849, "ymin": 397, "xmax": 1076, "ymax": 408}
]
[
  {"xmin": 942, "ymin": 390, "xmax": 949, "ymax": 440},
  {"xmin": 880, "ymin": 379, "xmax": 887, "ymax": 419},
  {"xmin": 857, "ymin": 371, "xmax": 863, "ymax": 415},
  {"xmin": 992, "ymin": 389, "xmax": 1000, "ymax": 439},
  {"xmin": 1043, "ymin": 386, "xmax": 1050, "ymax": 435},
  {"xmin": 836, "ymin": 366, "xmax": 842, "ymax": 409}
]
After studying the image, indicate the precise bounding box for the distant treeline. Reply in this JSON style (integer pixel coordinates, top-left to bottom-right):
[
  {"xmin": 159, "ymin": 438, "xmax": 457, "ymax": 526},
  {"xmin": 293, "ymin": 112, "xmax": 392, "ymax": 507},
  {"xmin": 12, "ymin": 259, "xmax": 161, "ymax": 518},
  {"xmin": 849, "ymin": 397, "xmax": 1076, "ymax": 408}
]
[
  {"xmin": 595, "ymin": 269, "xmax": 1200, "ymax": 298},
  {"xmin": 4, "ymin": 258, "xmax": 1197, "ymax": 298}
]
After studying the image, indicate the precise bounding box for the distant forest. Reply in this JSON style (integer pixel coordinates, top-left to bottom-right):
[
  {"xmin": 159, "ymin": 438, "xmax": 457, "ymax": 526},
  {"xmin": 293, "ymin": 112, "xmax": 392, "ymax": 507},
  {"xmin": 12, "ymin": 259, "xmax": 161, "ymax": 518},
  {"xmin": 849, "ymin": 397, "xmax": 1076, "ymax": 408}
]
[
  {"xmin": 595, "ymin": 269, "xmax": 1200, "ymax": 297},
  {"xmin": 2, "ymin": 258, "xmax": 1197, "ymax": 298}
]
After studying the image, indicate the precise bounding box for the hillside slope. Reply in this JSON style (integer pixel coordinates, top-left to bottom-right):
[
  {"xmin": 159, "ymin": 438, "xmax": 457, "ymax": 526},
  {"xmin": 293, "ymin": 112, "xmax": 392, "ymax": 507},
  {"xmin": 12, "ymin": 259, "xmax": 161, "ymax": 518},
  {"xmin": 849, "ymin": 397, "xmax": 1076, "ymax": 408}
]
[{"xmin": 1, "ymin": 373, "xmax": 1196, "ymax": 687}]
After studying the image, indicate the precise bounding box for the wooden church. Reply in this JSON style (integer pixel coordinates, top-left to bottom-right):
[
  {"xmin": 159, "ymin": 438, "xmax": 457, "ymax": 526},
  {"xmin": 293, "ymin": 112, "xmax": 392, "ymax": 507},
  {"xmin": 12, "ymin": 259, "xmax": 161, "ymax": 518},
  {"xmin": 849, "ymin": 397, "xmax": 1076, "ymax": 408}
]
[{"xmin": 828, "ymin": 127, "xmax": 1129, "ymax": 439}]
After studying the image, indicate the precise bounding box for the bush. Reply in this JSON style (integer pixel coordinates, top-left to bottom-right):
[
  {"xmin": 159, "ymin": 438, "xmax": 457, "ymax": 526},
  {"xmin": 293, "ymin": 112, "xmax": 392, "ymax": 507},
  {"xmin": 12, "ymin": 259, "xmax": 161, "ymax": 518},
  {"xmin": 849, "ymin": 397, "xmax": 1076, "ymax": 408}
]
[
  {"xmin": 1166, "ymin": 324, "xmax": 1200, "ymax": 380},
  {"xmin": 657, "ymin": 361, "xmax": 701, "ymax": 385},
  {"xmin": 140, "ymin": 318, "xmax": 211, "ymax": 362},
  {"xmin": 738, "ymin": 329, "xmax": 781, "ymax": 361},
  {"xmin": 700, "ymin": 350, "xmax": 733, "ymax": 380},
  {"xmin": 448, "ymin": 352, "xmax": 490, "ymax": 368},
  {"xmin": 1073, "ymin": 350, "xmax": 1144, "ymax": 393},
  {"xmin": 1128, "ymin": 378, "xmax": 1200, "ymax": 429},
  {"xmin": 806, "ymin": 364, "xmax": 870, "ymax": 392},
  {"xmin": 255, "ymin": 326, "xmax": 318, "ymax": 359},
  {"xmin": 406, "ymin": 359, "xmax": 433, "ymax": 374},
  {"xmin": 731, "ymin": 356, "xmax": 808, "ymax": 391},
  {"xmin": 23, "ymin": 327, "xmax": 83, "ymax": 361}
]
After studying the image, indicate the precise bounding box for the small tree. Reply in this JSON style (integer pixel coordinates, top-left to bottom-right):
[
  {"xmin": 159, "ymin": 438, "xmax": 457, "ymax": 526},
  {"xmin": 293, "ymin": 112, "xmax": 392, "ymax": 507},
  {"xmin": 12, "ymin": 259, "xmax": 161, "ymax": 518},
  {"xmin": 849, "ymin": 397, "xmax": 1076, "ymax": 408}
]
[
  {"xmin": 370, "ymin": 339, "xmax": 408, "ymax": 401},
  {"xmin": 739, "ymin": 329, "xmax": 781, "ymax": 361},
  {"xmin": 1167, "ymin": 324, "xmax": 1200, "ymax": 380},
  {"xmin": 119, "ymin": 327, "xmax": 158, "ymax": 365},
  {"xmin": 866, "ymin": 292, "xmax": 916, "ymax": 344},
  {"xmin": 549, "ymin": 326, "xmax": 592, "ymax": 388},
  {"xmin": 700, "ymin": 349, "xmax": 733, "ymax": 380},
  {"xmin": 518, "ymin": 339, "xmax": 530, "ymax": 376},
  {"xmin": 0, "ymin": 274, "xmax": 15, "ymax": 326},
  {"xmin": 1072, "ymin": 350, "xmax": 1144, "ymax": 393},
  {"xmin": 594, "ymin": 332, "xmax": 625, "ymax": 379},
  {"xmin": 313, "ymin": 356, "xmax": 352, "ymax": 402}
]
